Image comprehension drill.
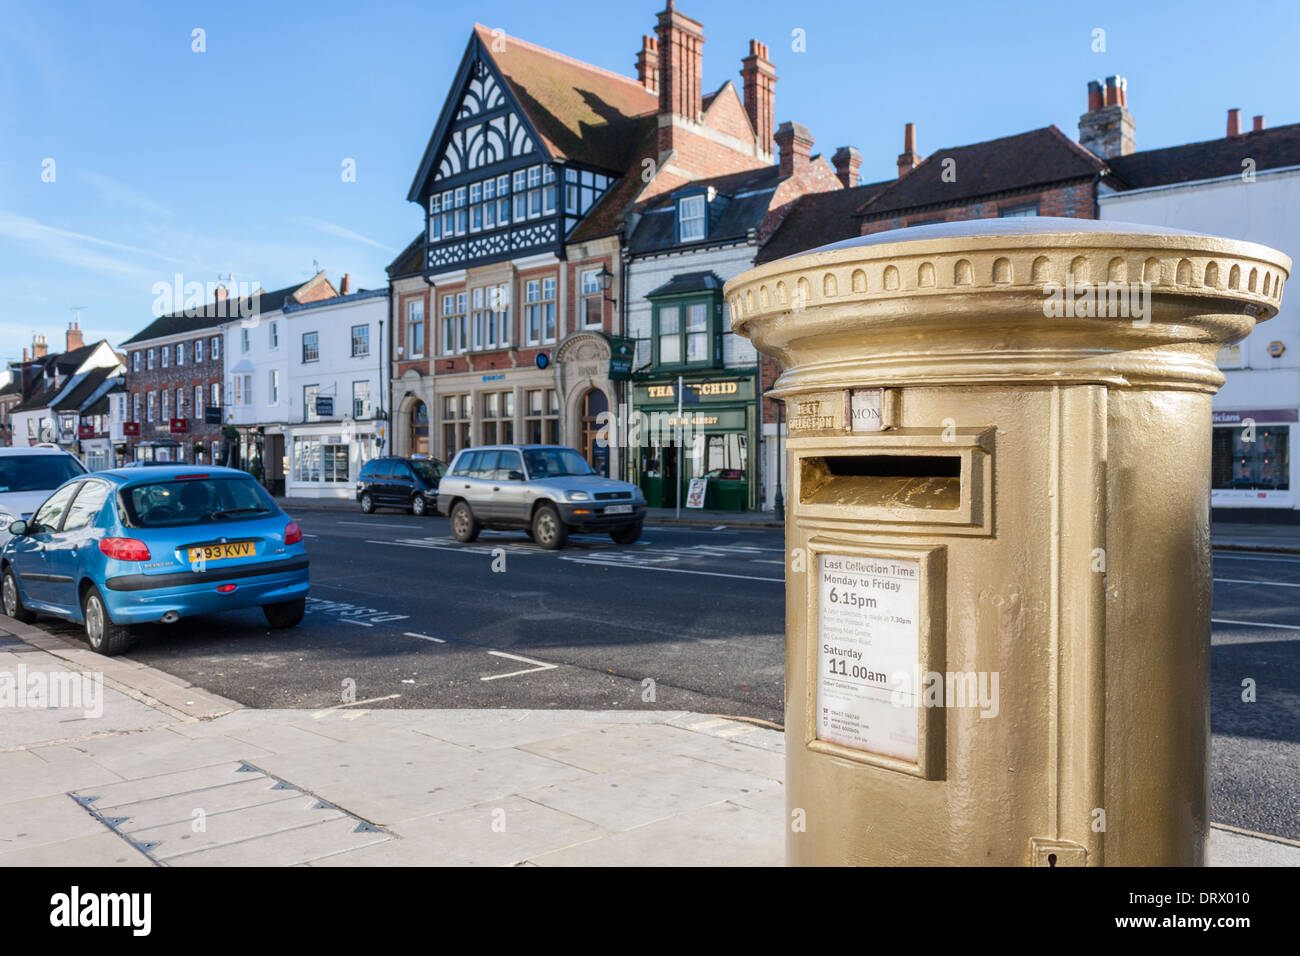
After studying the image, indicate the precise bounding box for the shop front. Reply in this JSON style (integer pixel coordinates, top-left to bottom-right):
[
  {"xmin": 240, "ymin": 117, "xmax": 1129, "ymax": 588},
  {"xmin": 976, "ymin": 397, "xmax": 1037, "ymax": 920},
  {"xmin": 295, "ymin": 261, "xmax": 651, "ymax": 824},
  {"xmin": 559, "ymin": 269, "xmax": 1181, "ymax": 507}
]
[
  {"xmin": 285, "ymin": 423, "xmax": 382, "ymax": 499},
  {"xmin": 1211, "ymin": 407, "xmax": 1296, "ymax": 513},
  {"xmin": 630, "ymin": 372, "xmax": 757, "ymax": 510}
]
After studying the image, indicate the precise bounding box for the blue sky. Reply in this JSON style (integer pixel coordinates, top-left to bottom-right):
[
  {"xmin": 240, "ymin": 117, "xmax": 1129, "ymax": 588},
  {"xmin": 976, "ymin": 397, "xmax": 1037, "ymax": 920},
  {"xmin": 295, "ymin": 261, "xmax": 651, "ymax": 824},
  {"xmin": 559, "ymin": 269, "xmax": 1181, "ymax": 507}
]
[{"xmin": 2, "ymin": 0, "xmax": 1297, "ymax": 362}]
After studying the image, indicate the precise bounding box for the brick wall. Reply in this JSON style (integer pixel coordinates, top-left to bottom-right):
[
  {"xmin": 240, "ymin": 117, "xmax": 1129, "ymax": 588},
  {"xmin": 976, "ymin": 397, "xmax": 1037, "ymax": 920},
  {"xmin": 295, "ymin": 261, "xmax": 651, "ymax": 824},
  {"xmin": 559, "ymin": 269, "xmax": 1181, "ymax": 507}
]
[
  {"xmin": 124, "ymin": 334, "xmax": 224, "ymax": 461},
  {"xmin": 859, "ymin": 181, "xmax": 1097, "ymax": 235}
]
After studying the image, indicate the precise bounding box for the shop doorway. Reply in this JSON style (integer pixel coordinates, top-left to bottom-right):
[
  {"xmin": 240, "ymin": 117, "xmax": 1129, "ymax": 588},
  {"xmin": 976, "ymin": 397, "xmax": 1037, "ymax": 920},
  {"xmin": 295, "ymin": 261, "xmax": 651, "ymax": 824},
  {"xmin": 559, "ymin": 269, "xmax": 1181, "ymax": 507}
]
[
  {"xmin": 409, "ymin": 400, "xmax": 429, "ymax": 456},
  {"xmin": 581, "ymin": 388, "xmax": 609, "ymax": 476}
]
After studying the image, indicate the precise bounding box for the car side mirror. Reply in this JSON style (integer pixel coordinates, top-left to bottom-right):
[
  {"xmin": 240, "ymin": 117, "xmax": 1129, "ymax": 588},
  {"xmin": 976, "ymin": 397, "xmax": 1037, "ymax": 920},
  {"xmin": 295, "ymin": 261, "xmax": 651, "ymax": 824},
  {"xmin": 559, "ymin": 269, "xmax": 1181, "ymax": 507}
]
[
  {"xmin": 508, "ymin": 470, "xmax": 525, "ymax": 481},
  {"xmin": 8, "ymin": 520, "xmax": 27, "ymax": 536}
]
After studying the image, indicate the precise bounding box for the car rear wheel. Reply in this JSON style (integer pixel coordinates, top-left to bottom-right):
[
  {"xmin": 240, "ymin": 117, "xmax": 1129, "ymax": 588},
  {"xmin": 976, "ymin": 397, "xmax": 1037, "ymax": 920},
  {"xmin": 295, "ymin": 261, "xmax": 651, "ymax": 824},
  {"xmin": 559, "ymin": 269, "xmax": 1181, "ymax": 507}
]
[
  {"xmin": 450, "ymin": 501, "xmax": 480, "ymax": 542},
  {"xmin": 360, "ymin": 493, "xmax": 375, "ymax": 514},
  {"xmin": 2, "ymin": 567, "xmax": 36, "ymax": 624},
  {"xmin": 83, "ymin": 584, "xmax": 133, "ymax": 656},
  {"xmin": 610, "ymin": 523, "xmax": 642, "ymax": 545},
  {"xmin": 411, "ymin": 495, "xmax": 428, "ymax": 517},
  {"xmin": 532, "ymin": 504, "xmax": 569, "ymax": 550},
  {"xmin": 263, "ymin": 597, "xmax": 306, "ymax": 629}
]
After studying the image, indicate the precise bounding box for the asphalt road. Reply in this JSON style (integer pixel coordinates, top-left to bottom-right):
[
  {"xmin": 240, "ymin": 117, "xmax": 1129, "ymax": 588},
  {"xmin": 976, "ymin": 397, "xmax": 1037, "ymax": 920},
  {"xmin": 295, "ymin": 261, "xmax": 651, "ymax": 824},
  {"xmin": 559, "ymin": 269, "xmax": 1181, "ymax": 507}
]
[{"xmin": 21, "ymin": 505, "xmax": 1300, "ymax": 840}]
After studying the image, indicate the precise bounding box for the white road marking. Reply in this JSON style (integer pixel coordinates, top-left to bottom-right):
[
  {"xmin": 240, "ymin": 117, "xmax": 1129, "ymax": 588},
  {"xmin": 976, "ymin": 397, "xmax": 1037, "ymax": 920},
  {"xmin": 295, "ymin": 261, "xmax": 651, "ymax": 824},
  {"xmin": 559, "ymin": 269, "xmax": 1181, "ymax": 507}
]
[
  {"xmin": 338, "ymin": 520, "xmax": 425, "ymax": 529},
  {"xmin": 405, "ymin": 631, "xmax": 447, "ymax": 644},
  {"xmin": 560, "ymin": 559, "xmax": 783, "ymax": 583},
  {"xmin": 1214, "ymin": 577, "xmax": 1300, "ymax": 588},
  {"xmin": 480, "ymin": 650, "xmax": 557, "ymax": 681},
  {"xmin": 340, "ymin": 618, "xmax": 374, "ymax": 627},
  {"xmin": 1212, "ymin": 618, "xmax": 1300, "ymax": 631},
  {"xmin": 1214, "ymin": 551, "xmax": 1300, "ymax": 563}
]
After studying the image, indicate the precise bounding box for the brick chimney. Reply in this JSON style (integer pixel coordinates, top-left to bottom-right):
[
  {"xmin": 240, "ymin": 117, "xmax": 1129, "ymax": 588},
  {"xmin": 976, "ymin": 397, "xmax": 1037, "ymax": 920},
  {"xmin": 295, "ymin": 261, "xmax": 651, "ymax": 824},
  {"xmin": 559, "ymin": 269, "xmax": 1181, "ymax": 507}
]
[
  {"xmin": 740, "ymin": 39, "xmax": 776, "ymax": 157},
  {"xmin": 656, "ymin": 1, "xmax": 704, "ymax": 123},
  {"xmin": 775, "ymin": 121, "xmax": 813, "ymax": 178},
  {"xmin": 1254, "ymin": 114, "xmax": 1266, "ymax": 132},
  {"xmin": 897, "ymin": 123, "xmax": 920, "ymax": 178},
  {"xmin": 65, "ymin": 321, "xmax": 84, "ymax": 352},
  {"xmin": 832, "ymin": 146, "xmax": 861, "ymax": 188},
  {"xmin": 32, "ymin": 334, "xmax": 47, "ymax": 359},
  {"xmin": 1226, "ymin": 108, "xmax": 1241, "ymax": 137},
  {"xmin": 636, "ymin": 35, "xmax": 659, "ymax": 93},
  {"xmin": 1079, "ymin": 76, "xmax": 1136, "ymax": 158},
  {"xmin": 341, "ymin": 273, "xmax": 351, "ymax": 295}
]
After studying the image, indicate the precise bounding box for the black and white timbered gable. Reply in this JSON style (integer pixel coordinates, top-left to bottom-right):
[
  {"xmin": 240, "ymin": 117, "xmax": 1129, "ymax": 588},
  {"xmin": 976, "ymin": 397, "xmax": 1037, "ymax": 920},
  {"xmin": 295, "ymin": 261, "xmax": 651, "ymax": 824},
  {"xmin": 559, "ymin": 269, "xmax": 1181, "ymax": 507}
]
[{"xmin": 407, "ymin": 33, "xmax": 618, "ymax": 273}]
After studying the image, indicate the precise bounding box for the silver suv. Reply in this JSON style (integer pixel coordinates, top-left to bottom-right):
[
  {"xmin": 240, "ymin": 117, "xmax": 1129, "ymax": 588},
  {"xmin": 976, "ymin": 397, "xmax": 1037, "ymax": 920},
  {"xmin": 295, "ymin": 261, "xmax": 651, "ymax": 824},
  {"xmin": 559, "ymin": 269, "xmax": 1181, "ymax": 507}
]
[{"xmin": 438, "ymin": 444, "xmax": 647, "ymax": 549}]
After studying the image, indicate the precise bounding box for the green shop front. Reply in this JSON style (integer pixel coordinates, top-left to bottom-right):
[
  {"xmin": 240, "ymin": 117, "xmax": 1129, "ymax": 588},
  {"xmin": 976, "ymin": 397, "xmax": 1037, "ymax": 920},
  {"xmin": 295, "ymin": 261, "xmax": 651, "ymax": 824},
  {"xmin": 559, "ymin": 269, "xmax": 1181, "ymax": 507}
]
[{"xmin": 630, "ymin": 373, "xmax": 758, "ymax": 511}]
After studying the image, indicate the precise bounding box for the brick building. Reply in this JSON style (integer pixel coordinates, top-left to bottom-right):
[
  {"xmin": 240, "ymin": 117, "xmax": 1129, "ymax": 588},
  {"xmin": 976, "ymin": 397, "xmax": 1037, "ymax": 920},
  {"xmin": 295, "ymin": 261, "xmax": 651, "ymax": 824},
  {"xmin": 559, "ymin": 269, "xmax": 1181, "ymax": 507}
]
[
  {"xmin": 391, "ymin": 2, "xmax": 839, "ymax": 503},
  {"xmin": 120, "ymin": 273, "xmax": 336, "ymax": 463}
]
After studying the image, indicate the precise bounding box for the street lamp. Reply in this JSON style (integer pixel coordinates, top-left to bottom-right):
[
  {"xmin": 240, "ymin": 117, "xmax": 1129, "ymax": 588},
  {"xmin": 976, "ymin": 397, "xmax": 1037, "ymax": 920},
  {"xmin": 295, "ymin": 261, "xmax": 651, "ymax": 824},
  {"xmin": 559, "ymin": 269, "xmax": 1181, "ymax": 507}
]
[{"xmin": 598, "ymin": 263, "xmax": 616, "ymax": 302}]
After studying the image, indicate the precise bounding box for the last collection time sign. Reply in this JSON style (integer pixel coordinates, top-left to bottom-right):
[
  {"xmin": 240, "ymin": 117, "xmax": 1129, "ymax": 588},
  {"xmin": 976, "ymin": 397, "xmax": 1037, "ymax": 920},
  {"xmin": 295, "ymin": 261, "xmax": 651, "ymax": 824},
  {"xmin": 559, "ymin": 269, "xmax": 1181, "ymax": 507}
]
[{"xmin": 816, "ymin": 552, "xmax": 921, "ymax": 762}]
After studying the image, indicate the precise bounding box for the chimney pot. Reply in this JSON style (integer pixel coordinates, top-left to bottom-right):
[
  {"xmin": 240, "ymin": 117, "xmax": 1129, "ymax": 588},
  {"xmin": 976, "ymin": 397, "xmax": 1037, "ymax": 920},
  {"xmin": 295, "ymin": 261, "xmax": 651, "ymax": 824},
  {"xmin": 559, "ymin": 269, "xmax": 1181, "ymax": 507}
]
[
  {"xmin": 740, "ymin": 36, "xmax": 777, "ymax": 156},
  {"xmin": 341, "ymin": 273, "xmax": 351, "ymax": 295},
  {"xmin": 775, "ymin": 121, "xmax": 813, "ymax": 178},
  {"xmin": 214, "ymin": 284, "xmax": 228, "ymax": 300},
  {"xmin": 1253, "ymin": 114, "xmax": 1265, "ymax": 132},
  {"xmin": 1227, "ymin": 108, "xmax": 1241, "ymax": 137},
  {"xmin": 1079, "ymin": 75, "xmax": 1136, "ymax": 158},
  {"xmin": 656, "ymin": 2, "xmax": 705, "ymax": 123},
  {"xmin": 636, "ymin": 35, "xmax": 660, "ymax": 93},
  {"xmin": 832, "ymin": 146, "xmax": 861, "ymax": 188},
  {"xmin": 896, "ymin": 122, "xmax": 920, "ymax": 178}
]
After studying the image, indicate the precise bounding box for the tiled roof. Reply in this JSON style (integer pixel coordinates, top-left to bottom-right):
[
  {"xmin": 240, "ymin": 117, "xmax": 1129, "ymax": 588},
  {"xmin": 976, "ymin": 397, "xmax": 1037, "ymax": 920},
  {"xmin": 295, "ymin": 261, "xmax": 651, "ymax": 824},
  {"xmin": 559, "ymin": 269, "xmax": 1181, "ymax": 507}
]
[
  {"xmin": 858, "ymin": 126, "xmax": 1105, "ymax": 218},
  {"xmin": 1107, "ymin": 123, "xmax": 1300, "ymax": 189},
  {"xmin": 476, "ymin": 24, "xmax": 657, "ymax": 173},
  {"xmin": 628, "ymin": 166, "xmax": 784, "ymax": 256},
  {"xmin": 12, "ymin": 381, "xmax": 62, "ymax": 414},
  {"xmin": 386, "ymin": 233, "xmax": 427, "ymax": 279},
  {"xmin": 0, "ymin": 379, "xmax": 20, "ymax": 397},
  {"xmin": 568, "ymin": 117, "xmax": 659, "ymax": 244},
  {"xmin": 121, "ymin": 274, "xmax": 334, "ymax": 345},
  {"xmin": 756, "ymin": 179, "xmax": 893, "ymax": 263},
  {"xmin": 53, "ymin": 367, "xmax": 116, "ymax": 411},
  {"xmin": 646, "ymin": 271, "xmax": 725, "ymax": 298}
]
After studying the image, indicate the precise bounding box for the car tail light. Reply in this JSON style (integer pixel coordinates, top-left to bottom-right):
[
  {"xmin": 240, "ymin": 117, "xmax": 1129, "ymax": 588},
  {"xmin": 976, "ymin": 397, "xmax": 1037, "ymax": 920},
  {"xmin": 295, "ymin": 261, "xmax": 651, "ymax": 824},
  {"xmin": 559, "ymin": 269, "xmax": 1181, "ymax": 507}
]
[
  {"xmin": 284, "ymin": 522, "xmax": 303, "ymax": 545},
  {"xmin": 99, "ymin": 537, "xmax": 151, "ymax": 561},
  {"xmin": 216, "ymin": 583, "xmax": 238, "ymax": 593}
]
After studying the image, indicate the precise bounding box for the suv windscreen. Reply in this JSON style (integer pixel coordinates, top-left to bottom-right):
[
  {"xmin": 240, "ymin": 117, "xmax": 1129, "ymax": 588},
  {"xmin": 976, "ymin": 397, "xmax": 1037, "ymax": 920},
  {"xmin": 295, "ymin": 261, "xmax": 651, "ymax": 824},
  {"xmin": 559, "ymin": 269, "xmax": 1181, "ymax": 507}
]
[
  {"xmin": 121, "ymin": 477, "xmax": 280, "ymax": 528},
  {"xmin": 522, "ymin": 448, "xmax": 594, "ymax": 479},
  {"xmin": 411, "ymin": 460, "xmax": 444, "ymax": 483},
  {"xmin": 0, "ymin": 454, "xmax": 87, "ymax": 493}
]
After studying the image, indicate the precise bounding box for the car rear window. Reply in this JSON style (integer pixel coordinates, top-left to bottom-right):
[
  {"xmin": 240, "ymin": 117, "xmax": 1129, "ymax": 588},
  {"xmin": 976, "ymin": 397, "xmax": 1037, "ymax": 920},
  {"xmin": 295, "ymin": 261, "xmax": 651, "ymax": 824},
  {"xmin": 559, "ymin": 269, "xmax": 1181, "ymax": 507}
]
[
  {"xmin": 411, "ymin": 460, "xmax": 444, "ymax": 482},
  {"xmin": 0, "ymin": 454, "xmax": 87, "ymax": 493},
  {"xmin": 120, "ymin": 476, "xmax": 281, "ymax": 528}
]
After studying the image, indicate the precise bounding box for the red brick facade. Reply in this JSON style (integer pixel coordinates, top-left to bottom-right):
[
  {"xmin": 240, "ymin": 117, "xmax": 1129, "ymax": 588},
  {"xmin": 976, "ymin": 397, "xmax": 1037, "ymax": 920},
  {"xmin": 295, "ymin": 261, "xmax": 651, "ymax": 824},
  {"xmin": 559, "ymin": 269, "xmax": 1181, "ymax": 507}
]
[
  {"xmin": 124, "ymin": 334, "xmax": 224, "ymax": 462},
  {"xmin": 859, "ymin": 181, "xmax": 1097, "ymax": 235}
]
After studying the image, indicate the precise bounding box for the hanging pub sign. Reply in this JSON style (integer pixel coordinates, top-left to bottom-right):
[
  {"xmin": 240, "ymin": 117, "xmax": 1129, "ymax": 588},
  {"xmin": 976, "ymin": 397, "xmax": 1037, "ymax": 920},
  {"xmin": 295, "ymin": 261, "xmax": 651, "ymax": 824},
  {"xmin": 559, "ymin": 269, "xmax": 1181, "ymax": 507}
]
[
  {"xmin": 608, "ymin": 336, "xmax": 635, "ymax": 381},
  {"xmin": 169, "ymin": 418, "xmax": 188, "ymax": 434},
  {"xmin": 315, "ymin": 395, "xmax": 334, "ymax": 417},
  {"xmin": 204, "ymin": 406, "xmax": 222, "ymax": 425},
  {"xmin": 77, "ymin": 424, "xmax": 95, "ymax": 439},
  {"xmin": 122, "ymin": 422, "xmax": 140, "ymax": 436}
]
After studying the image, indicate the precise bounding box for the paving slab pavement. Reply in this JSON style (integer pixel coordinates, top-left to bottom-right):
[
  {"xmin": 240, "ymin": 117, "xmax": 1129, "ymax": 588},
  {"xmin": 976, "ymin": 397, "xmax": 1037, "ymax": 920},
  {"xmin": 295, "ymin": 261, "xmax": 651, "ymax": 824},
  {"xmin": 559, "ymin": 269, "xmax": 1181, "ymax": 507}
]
[{"xmin": 1, "ymin": 621, "xmax": 1296, "ymax": 866}]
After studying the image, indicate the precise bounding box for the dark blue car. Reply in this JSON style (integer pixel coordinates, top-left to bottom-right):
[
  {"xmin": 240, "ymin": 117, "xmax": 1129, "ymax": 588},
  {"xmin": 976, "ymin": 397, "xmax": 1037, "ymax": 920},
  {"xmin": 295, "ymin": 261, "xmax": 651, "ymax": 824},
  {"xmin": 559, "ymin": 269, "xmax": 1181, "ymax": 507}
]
[{"xmin": 1, "ymin": 465, "xmax": 310, "ymax": 655}]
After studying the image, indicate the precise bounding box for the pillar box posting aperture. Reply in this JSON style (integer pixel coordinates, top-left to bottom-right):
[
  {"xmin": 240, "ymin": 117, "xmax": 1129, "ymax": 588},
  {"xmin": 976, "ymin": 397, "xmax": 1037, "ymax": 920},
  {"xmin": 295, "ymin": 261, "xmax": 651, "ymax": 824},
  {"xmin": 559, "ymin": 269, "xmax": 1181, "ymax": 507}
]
[{"xmin": 724, "ymin": 218, "xmax": 1289, "ymax": 866}]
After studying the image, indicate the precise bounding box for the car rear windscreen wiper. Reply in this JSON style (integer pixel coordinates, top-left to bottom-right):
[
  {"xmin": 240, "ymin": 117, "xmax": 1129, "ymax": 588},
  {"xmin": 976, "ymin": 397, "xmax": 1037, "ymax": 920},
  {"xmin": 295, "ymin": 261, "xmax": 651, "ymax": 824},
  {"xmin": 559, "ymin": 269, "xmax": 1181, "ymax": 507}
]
[{"xmin": 205, "ymin": 507, "xmax": 272, "ymax": 521}]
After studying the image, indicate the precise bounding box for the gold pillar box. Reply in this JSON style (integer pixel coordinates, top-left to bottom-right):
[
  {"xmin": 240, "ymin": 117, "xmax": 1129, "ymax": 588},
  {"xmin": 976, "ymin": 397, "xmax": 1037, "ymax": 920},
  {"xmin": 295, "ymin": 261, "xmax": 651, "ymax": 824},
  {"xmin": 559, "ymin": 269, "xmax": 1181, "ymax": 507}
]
[{"xmin": 725, "ymin": 219, "xmax": 1289, "ymax": 866}]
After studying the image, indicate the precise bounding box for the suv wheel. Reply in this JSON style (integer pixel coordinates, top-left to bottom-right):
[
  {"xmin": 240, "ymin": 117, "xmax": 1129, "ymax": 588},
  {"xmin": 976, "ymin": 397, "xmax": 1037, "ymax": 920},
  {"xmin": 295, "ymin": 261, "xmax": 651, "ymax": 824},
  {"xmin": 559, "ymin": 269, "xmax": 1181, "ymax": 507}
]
[
  {"xmin": 2, "ymin": 566, "xmax": 36, "ymax": 624},
  {"xmin": 450, "ymin": 501, "xmax": 481, "ymax": 542},
  {"xmin": 360, "ymin": 493, "xmax": 375, "ymax": 514},
  {"xmin": 610, "ymin": 523, "xmax": 642, "ymax": 545},
  {"xmin": 411, "ymin": 495, "xmax": 428, "ymax": 517},
  {"xmin": 532, "ymin": 504, "xmax": 569, "ymax": 550},
  {"xmin": 83, "ymin": 584, "xmax": 133, "ymax": 656}
]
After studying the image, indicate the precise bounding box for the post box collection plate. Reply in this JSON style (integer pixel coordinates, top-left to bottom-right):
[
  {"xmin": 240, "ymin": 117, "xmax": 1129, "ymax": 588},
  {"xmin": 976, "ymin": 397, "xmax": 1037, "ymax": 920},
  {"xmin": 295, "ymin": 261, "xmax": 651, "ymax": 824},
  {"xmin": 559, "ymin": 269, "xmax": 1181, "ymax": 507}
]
[{"xmin": 816, "ymin": 552, "xmax": 921, "ymax": 761}]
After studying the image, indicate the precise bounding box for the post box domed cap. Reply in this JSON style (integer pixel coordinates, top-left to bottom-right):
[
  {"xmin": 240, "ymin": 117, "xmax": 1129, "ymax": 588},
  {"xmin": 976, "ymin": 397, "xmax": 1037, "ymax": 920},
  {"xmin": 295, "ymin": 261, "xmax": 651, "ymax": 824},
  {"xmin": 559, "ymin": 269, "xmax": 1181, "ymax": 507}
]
[{"xmin": 725, "ymin": 216, "xmax": 1291, "ymax": 395}]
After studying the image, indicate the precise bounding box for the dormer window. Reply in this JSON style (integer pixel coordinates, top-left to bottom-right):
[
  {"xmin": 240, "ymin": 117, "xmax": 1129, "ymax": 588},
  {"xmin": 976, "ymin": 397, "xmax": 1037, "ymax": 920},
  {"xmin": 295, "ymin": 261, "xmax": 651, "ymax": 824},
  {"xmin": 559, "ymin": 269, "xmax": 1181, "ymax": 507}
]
[{"xmin": 678, "ymin": 194, "xmax": 707, "ymax": 242}]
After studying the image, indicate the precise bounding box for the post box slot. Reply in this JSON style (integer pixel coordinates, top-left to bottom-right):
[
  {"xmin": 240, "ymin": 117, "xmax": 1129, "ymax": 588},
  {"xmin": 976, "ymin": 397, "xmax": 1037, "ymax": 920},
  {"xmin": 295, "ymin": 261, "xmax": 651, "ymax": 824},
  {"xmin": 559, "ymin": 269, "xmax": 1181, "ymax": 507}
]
[{"xmin": 799, "ymin": 455, "xmax": 961, "ymax": 510}]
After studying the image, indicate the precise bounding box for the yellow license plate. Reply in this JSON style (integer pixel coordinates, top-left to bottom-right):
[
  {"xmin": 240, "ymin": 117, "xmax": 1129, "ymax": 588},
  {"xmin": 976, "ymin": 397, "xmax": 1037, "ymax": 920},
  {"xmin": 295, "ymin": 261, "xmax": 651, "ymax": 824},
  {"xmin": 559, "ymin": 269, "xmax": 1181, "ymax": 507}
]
[{"xmin": 187, "ymin": 541, "xmax": 256, "ymax": 564}]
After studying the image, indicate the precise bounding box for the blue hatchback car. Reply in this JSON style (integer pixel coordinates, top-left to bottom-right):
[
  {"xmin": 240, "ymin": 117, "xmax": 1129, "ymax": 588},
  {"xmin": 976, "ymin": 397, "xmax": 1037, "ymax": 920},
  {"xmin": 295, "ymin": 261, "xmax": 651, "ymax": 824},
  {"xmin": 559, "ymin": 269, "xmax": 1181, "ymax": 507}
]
[{"xmin": 0, "ymin": 465, "xmax": 309, "ymax": 656}]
